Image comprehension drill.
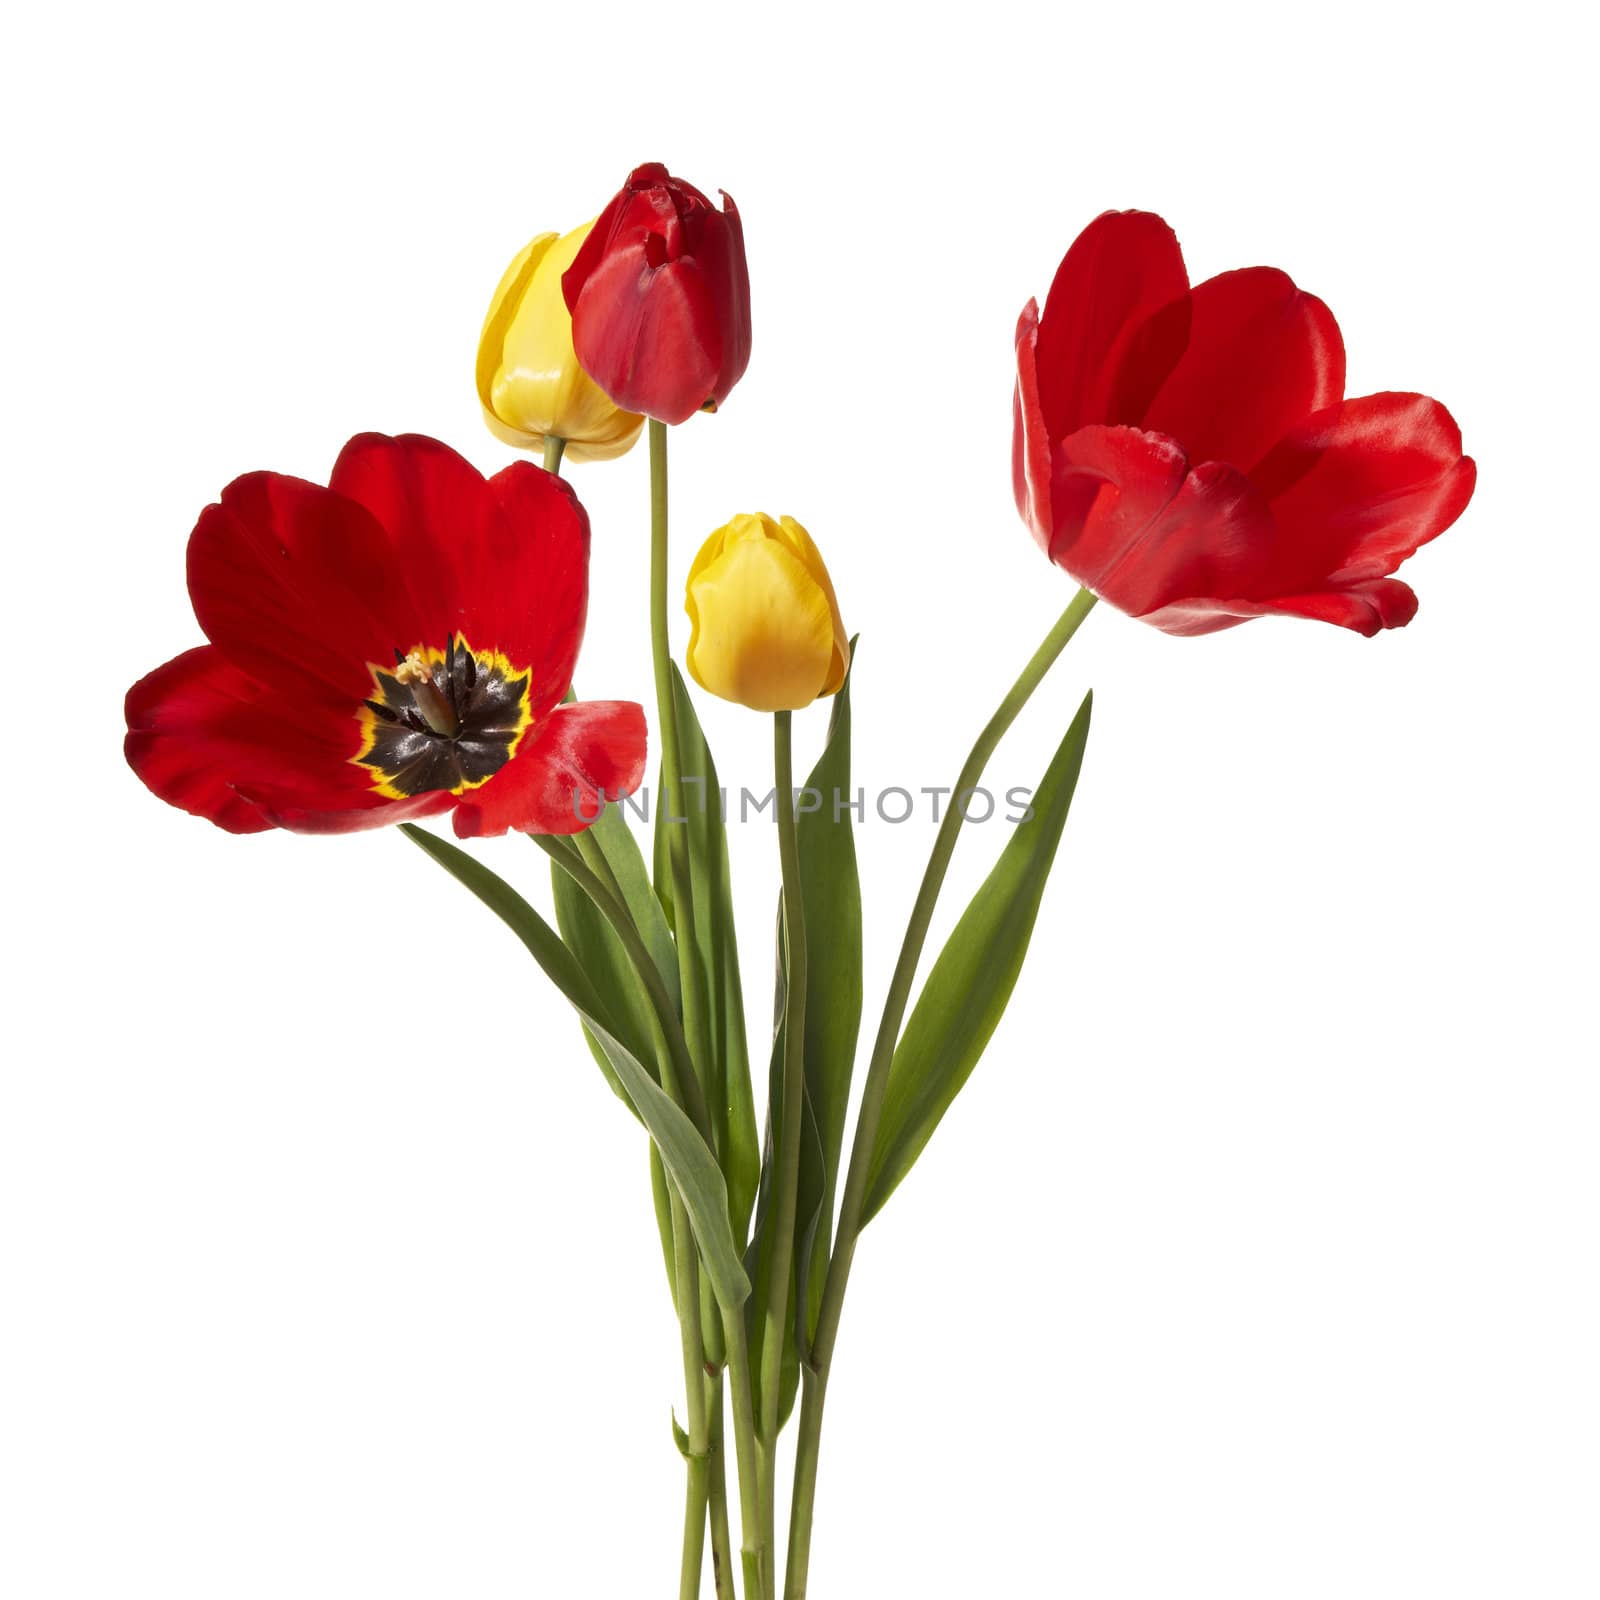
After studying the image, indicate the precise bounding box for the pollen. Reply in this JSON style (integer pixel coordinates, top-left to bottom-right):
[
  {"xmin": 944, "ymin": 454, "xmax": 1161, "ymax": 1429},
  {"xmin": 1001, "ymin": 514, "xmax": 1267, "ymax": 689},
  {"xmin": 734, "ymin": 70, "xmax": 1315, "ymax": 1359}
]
[{"xmin": 394, "ymin": 651, "xmax": 433, "ymax": 686}]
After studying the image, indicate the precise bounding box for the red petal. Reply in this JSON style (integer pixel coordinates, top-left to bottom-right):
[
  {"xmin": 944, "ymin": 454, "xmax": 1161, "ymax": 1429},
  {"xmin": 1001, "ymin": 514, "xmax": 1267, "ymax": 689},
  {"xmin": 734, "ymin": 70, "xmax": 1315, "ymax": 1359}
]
[
  {"xmin": 125, "ymin": 645, "xmax": 444, "ymax": 833},
  {"xmin": 326, "ymin": 433, "xmax": 497, "ymax": 649},
  {"xmin": 1046, "ymin": 425, "xmax": 1276, "ymax": 615},
  {"xmin": 452, "ymin": 701, "xmax": 648, "ymax": 838},
  {"xmin": 1033, "ymin": 210, "xmax": 1190, "ymax": 439},
  {"xmin": 1012, "ymin": 299, "xmax": 1055, "ymax": 550},
  {"xmin": 329, "ymin": 435, "xmax": 592, "ymax": 717},
  {"xmin": 1141, "ymin": 579, "xmax": 1420, "ymax": 637},
  {"xmin": 570, "ymin": 246, "xmax": 722, "ymax": 424},
  {"xmin": 1141, "ymin": 267, "xmax": 1345, "ymax": 471},
  {"xmin": 486, "ymin": 462, "xmax": 590, "ymax": 717},
  {"xmin": 698, "ymin": 193, "xmax": 751, "ymax": 408},
  {"xmin": 187, "ymin": 471, "xmax": 424, "ymax": 709},
  {"xmin": 1250, "ymin": 393, "xmax": 1476, "ymax": 588}
]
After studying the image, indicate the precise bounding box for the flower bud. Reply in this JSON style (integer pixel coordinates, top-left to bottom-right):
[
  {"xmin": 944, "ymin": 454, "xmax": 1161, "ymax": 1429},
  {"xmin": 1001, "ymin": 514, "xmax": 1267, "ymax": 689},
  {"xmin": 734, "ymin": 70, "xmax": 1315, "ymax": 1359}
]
[
  {"xmin": 685, "ymin": 514, "xmax": 848, "ymax": 712},
  {"xmin": 477, "ymin": 221, "xmax": 644, "ymax": 462},
  {"xmin": 563, "ymin": 163, "xmax": 752, "ymax": 425}
]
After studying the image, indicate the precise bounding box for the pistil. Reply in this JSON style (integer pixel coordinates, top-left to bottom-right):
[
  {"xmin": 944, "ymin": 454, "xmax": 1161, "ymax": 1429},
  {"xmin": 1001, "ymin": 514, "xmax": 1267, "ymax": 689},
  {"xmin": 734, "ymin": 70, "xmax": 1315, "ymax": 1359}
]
[{"xmin": 394, "ymin": 651, "xmax": 460, "ymax": 737}]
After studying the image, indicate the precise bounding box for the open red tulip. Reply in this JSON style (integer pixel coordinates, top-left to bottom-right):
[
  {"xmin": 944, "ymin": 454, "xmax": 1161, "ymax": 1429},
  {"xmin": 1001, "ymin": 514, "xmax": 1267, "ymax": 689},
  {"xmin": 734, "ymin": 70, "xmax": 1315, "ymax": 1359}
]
[
  {"xmin": 1013, "ymin": 211, "xmax": 1476, "ymax": 635},
  {"xmin": 125, "ymin": 433, "xmax": 646, "ymax": 836}
]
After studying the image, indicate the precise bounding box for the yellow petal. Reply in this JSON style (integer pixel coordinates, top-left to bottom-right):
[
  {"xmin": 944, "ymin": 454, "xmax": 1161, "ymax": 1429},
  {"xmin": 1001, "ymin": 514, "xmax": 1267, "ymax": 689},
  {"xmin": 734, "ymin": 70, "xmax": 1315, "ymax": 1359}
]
[
  {"xmin": 776, "ymin": 516, "xmax": 849, "ymax": 693},
  {"xmin": 477, "ymin": 222, "xmax": 643, "ymax": 460},
  {"xmin": 686, "ymin": 537, "xmax": 836, "ymax": 712},
  {"xmin": 477, "ymin": 231, "xmax": 558, "ymax": 427}
]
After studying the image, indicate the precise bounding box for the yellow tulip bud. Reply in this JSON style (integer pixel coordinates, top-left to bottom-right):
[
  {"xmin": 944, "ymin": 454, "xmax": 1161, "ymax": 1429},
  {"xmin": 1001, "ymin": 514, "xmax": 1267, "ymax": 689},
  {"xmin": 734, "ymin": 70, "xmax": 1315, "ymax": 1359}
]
[
  {"xmin": 685, "ymin": 514, "xmax": 850, "ymax": 712},
  {"xmin": 476, "ymin": 222, "xmax": 645, "ymax": 462}
]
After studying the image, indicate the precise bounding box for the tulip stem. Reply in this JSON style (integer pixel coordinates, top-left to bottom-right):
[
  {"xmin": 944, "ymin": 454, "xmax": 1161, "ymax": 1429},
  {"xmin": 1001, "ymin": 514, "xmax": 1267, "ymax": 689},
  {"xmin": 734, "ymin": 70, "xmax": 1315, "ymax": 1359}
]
[
  {"xmin": 782, "ymin": 585, "xmax": 1099, "ymax": 1599},
  {"xmin": 705, "ymin": 1364, "xmax": 736, "ymax": 1600},
  {"xmin": 673, "ymin": 1196, "xmax": 712, "ymax": 1600},
  {"xmin": 721, "ymin": 1304, "xmax": 769, "ymax": 1599},
  {"xmin": 647, "ymin": 416, "xmax": 768, "ymax": 1598},
  {"xmin": 542, "ymin": 435, "xmax": 566, "ymax": 473},
  {"xmin": 758, "ymin": 711, "xmax": 810, "ymax": 1571},
  {"xmin": 648, "ymin": 418, "xmax": 713, "ymax": 1074}
]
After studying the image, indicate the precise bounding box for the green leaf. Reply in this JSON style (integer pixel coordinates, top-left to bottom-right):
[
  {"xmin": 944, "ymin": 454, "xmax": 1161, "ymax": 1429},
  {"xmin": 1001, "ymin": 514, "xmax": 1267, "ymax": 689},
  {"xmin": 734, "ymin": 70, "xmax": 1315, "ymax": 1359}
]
[
  {"xmin": 794, "ymin": 644, "xmax": 862, "ymax": 1341},
  {"xmin": 743, "ymin": 650, "xmax": 861, "ymax": 1428},
  {"xmin": 586, "ymin": 1013, "xmax": 751, "ymax": 1312},
  {"xmin": 861, "ymin": 690, "xmax": 1093, "ymax": 1224},
  {"xmin": 550, "ymin": 805, "xmax": 679, "ymax": 1090},
  {"xmin": 742, "ymin": 984, "xmax": 801, "ymax": 1432},
  {"xmin": 401, "ymin": 824, "xmax": 749, "ymax": 1311},
  {"xmin": 655, "ymin": 666, "xmax": 760, "ymax": 1240},
  {"xmin": 400, "ymin": 824, "xmax": 633, "ymax": 1108}
]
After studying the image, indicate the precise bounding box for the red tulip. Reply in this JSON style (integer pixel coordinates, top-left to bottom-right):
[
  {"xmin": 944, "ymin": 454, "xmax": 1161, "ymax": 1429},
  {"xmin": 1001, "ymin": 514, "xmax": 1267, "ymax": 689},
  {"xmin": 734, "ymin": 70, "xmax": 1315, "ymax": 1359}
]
[
  {"xmin": 125, "ymin": 434, "xmax": 646, "ymax": 836},
  {"xmin": 563, "ymin": 162, "xmax": 751, "ymax": 425},
  {"xmin": 1013, "ymin": 211, "xmax": 1475, "ymax": 635}
]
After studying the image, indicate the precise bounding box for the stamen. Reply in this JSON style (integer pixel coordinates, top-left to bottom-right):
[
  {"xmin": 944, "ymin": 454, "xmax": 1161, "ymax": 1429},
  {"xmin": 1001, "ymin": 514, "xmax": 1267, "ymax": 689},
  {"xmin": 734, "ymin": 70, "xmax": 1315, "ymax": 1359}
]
[{"xmin": 394, "ymin": 650, "xmax": 459, "ymax": 737}]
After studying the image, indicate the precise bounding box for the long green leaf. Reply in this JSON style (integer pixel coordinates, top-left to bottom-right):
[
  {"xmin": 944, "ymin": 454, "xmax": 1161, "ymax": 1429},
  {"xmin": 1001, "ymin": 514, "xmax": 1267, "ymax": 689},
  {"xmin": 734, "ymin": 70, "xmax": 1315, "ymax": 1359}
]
[
  {"xmin": 794, "ymin": 645, "xmax": 862, "ymax": 1342},
  {"xmin": 401, "ymin": 824, "xmax": 749, "ymax": 1310},
  {"xmin": 585, "ymin": 1015, "xmax": 751, "ymax": 1312},
  {"xmin": 549, "ymin": 804, "xmax": 679, "ymax": 1088},
  {"xmin": 743, "ymin": 652, "xmax": 861, "ymax": 1427},
  {"xmin": 401, "ymin": 823, "xmax": 633, "ymax": 1108},
  {"xmin": 655, "ymin": 666, "xmax": 760, "ymax": 1239},
  {"xmin": 861, "ymin": 691, "xmax": 1093, "ymax": 1224}
]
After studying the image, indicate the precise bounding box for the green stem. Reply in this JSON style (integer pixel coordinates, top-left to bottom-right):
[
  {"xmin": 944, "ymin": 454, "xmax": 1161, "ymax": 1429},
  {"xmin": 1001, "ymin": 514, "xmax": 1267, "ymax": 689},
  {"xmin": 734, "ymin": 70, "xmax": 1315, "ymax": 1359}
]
[
  {"xmin": 759, "ymin": 711, "xmax": 809, "ymax": 1560},
  {"xmin": 698, "ymin": 1277, "xmax": 735, "ymax": 1596},
  {"xmin": 783, "ymin": 1367, "xmax": 825, "ymax": 1600},
  {"xmin": 542, "ymin": 435, "xmax": 566, "ymax": 473},
  {"xmin": 674, "ymin": 1203, "xmax": 712, "ymax": 1600},
  {"xmin": 722, "ymin": 1305, "xmax": 770, "ymax": 1599},
  {"xmin": 705, "ymin": 1365, "xmax": 736, "ymax": 1600},
  {"xmin": 649, "ymin": 419, "xmax": 715, "ymax": 1086},
  {"xmin": 783, "ymin": 586, "xmax": 1097, "ymax": 1599}
]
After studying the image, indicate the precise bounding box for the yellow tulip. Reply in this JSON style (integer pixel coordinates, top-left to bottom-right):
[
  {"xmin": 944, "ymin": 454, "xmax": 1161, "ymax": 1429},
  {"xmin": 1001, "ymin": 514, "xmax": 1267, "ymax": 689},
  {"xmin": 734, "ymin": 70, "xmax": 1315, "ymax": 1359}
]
[
  {"xmin": 685, "ymin": 514, "xmax": 850, "ymax": 712},
  {"xmin": 476, "ymin": 221, "xmax": 645, "ymax": 462}
]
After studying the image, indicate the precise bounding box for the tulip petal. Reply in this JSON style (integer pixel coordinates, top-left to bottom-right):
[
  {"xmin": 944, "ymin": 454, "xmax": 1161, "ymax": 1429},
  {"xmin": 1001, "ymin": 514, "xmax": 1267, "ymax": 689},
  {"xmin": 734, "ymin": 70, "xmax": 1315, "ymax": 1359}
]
[
  {"xmin": 124, "ymin": 645, "xmax": 446, "ymax": 833},
  {"xmin": 477, "ymin": 231, "xmax": 560, "ymax": 429},
  {"xmin": 570, "ymin": 247, "xmax": 722, "ymax": 425},
  {"xmin": 774, "ymin": 515, "xmax": 849, "ymax": 693},
  {"xmin": 1251, "ymin": 392, "xmax": 1477, "ymax": 587},
  {"xmin": 697, "ymin": 193, "xmax": 752, "ymax": 408},
  {"xmin": 1142, "ymin": 266, "xmax": 1345, "ymax": 471},
  {"xmin": 485, "ymin": 461, "xmax": 591, "ymax": 716},
  {"xmin": 187, "ymin": 471, "xmax": 425, "ymax": 710},
  {"xmin": 452, "ymin": 700, "xmax": 648, "ymax": 837},
  {"xmin": 1034, "ymin": 210, "xmax": 1192, "ymax": 440},
  {"xmin": 330, "ymin": 435, "xmax": 591, "ymax": 715},
  {"xmin": 326, "ymin": 432, "xmax": 500, "ymax": 647},
  {"xmin": 1141, "ymin": 579, "xmax": 1421, "ymax": 637},
  {"xmin": 1046, "ymin": 425, "xmax": 1277, "ymax": 616},
  {"xmin": 1012, "ymin": 299, "xmax": 1056, "ymax": 550}
]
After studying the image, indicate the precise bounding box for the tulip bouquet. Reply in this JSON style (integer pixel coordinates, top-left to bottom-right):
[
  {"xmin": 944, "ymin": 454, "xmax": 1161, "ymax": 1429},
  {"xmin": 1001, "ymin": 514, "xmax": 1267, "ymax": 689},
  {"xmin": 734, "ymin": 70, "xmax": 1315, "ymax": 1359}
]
[{"xmin": 125, "ymin": 163, "xmax": 1475, "ymax": 1597}]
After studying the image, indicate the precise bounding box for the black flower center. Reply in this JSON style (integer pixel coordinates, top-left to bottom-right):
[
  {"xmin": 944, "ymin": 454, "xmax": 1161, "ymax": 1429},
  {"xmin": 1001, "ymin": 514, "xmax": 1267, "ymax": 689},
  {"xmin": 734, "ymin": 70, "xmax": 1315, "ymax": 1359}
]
[{"xmin": 353, "ymin": 636, "xmax": 532, "ymax": 798}]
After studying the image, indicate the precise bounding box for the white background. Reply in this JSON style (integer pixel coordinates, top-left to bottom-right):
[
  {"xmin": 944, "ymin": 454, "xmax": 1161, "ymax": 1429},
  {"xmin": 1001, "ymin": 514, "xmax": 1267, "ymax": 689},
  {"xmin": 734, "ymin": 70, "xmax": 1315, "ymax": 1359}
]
[{"xmin": 3, "ymin": 2, "xmax": 1595, "ymax": 1595}]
